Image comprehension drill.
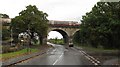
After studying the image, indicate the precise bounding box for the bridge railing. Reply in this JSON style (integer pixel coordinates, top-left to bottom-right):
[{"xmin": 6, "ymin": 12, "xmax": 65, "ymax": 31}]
[{"xmin": 49, "ymin": 24, "xmax": 80, "ymax": 28}]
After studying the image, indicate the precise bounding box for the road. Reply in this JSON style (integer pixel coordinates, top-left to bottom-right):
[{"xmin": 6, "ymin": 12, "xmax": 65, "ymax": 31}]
[{"xmin": 17, "ymin": 44, "xmax": 94, "ymax": 65}]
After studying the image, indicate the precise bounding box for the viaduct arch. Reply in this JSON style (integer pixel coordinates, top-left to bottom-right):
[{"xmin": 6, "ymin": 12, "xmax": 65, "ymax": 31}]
[{"xmin": 47, "ymin": 22, "xmax": 80, "ymax": 46}]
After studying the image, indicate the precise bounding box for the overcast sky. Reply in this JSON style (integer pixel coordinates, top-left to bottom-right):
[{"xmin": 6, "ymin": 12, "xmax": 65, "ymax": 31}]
[
  {"xmin": 0, "ymin": 0, "xmax": 100, "ymax": 21},
  {"xmin": 0, "ymin": 0, "xmax": 100, "ymax": 39}
]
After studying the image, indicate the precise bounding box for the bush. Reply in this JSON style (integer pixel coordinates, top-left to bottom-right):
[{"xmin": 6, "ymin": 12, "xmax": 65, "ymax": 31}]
[{"xmin": 2, "ymin": 44, "xmax": 23, "ymax": 53}]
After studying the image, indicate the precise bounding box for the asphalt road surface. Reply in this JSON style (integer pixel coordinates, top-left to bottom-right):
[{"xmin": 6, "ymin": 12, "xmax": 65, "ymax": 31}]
[{"xmin": 17, "ymin": 44, "xmax": 94, "ymax": 65}]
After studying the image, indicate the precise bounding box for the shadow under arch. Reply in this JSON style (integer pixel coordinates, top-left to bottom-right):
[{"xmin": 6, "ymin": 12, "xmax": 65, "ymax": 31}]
[
  {"xmin": 72, "ymin": 30, "xmax": 81, "ymax": 44},
  {"xmin": 49, "ymin": 29, "xmax": 69, "ymax": 45}
]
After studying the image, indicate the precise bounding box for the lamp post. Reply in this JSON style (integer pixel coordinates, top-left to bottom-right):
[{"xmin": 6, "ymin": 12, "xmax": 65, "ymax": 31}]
[
  {"xmin": 10, "ymin": 27, "xmax": 14, "ymax": 46},
  {"xmin": 26, "ymin": 29, "xmax": 31, "ymax": 53}
]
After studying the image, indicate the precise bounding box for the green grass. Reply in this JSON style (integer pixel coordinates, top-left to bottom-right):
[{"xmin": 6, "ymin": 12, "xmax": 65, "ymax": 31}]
[
  {"xmin": 76, "ymin": 44, "xmax": 120, "ymax": 61},
  {"xmin": 0, "ymin": 45, "xmax": 2, "ymax": 48},
  {"xmin": 48, "ymin": 39, "xmax": 64, "ymax": 45},
  {"xmin": 0, "ymin": 48, "xmax": 39, "ymax": 60},
  {"xmin": 76, "ymin": 45, "xmax": 118, "ymax": 53}
]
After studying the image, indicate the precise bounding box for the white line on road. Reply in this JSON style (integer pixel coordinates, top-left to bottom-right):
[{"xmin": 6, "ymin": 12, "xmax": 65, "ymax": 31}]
[
  {"xmin": 73, "ymin": 47, "xmax": 100, "ymax": 65},
  {"xmin": 53, "ymin": 53, "xmax": 64, "ymax": 65},
  {"xmin": 71, "ymin": 47, "xmax": 101, "ymax": 65}
]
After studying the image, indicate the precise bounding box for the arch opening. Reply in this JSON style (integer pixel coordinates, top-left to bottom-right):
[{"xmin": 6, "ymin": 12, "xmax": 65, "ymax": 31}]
[{"xmin": 47, "ymin": 29, "xmax": 69, "ymax": 45}]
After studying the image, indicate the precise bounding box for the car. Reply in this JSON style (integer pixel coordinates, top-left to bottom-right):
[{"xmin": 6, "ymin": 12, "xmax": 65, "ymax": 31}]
[{"xmin": 69, "ymin": 45, "xmax": 73, "ymax": 47}]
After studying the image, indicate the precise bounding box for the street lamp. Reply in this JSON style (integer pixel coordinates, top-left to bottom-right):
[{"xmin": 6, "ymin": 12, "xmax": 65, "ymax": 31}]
[
  {"xmin": 10, "ymin": 27, "xmax": 14, "ymax": 46},
  {"xmin": 26, "ymin": 30, "xmax": 31, "ymax": 53}
]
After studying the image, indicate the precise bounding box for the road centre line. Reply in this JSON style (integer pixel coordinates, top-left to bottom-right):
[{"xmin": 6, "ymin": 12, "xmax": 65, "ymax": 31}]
[{"xmin": 53, "ymin": 53, "xmax": 64, "ymax": 65}]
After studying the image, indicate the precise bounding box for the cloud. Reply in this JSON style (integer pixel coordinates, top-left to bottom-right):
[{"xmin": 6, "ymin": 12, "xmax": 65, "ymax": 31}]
[
  {"xmin": 0, "ymin": 0, "xmax": 100, "ymax": 39},
  {"xmin": 0, "ymin": 0, "xmax": 99, "ymax": 21}
]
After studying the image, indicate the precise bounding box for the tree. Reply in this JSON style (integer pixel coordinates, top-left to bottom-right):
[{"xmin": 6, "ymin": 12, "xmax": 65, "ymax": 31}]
[
  {"xmin": 78, "ymin": 2, "xmax": 120, "ymax": 49},
  {"xmin": 0, "ymin": 13, "xmax": 9, "ymax": 18},
  {"xmin": 1, "ymin": 14, "xmax": 10, "ymax": 41},
  {"xmin": 2, "ymin": 28, "xmax": 10, "ymax": 40},
  {"xmin": 11, "ymin": 5, "xmax": 48, "ymax": 45}
]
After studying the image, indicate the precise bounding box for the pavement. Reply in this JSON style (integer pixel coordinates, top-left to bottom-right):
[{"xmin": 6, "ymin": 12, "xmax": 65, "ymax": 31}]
[
  {"xmin": 2, "ymin": 51, "xmax": 46, "ymax": 65},
  {"xmin": 1, "ymin": 45, "xmax": 51, "ymax": 66}
]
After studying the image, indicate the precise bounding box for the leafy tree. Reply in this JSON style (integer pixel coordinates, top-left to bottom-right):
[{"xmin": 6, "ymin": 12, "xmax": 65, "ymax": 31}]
[
  {"xmin": 11, "ymin": 5, "xmax": 48, "ymax": 45},
  {"xmin": 1, "ymin": 14, "xmax": 10, "ymax": 41},
  {"xmin": 2, "ymin": 28, "xmax": 10, "ymax": 40},
  {"xmin": 0, "ymin": 13, "xmax": 9, "ymax": 18},
  {"xmin": 76, "ymin": 2, "xmax": 120, "ymax": 49}
]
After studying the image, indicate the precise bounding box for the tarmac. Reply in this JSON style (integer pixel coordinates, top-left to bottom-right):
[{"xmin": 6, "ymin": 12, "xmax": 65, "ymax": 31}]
[{"xmin": 1, "ymin": 45, "xmax": 119, "ymax": 66}]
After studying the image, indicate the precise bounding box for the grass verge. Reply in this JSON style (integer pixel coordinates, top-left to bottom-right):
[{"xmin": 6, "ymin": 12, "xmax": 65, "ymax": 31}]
[
  {"xmin": 76, "ymin": 45, "xmax": 119, "ymax": 53},
  {"xmin": 0, "ymin": 48, "xmax": 39, "ymax": 61},
  {"xmin": 75, "ymin": 45, "xmax": 120, "ymax": 65}
]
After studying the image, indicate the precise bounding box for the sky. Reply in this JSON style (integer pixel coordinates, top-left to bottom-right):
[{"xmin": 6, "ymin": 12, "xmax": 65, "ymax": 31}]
[{"xmin": 0, "ymin": 0, "xmax": 100, "ymax": 39}]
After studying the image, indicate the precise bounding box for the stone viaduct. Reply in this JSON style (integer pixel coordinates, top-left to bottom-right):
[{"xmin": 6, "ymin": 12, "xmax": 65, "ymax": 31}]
[{"xmin": 47, "ymin": 20, "xmax": 80, "ymax": 46}]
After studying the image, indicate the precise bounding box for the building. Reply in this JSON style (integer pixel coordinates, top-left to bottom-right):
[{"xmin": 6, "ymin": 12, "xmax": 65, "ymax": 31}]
[{"xmin": 0, "ymin": 18, "xmax": 11, "ymax": 29}]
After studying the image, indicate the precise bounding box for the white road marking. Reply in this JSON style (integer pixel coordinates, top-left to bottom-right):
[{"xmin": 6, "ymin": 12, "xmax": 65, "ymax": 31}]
[
  {"xmin": 94, "ymin": 63, "xmax": 98, "ymax": 65},
  {"xmin": 85, "ymin": 56, "xmax": 91, "ymax": 60},
  {"xmin": 76, "ymin": 48, "xmax": 101, "ymax": 65},
  {"xmin": 96, "ymin": 60, "xmax": 100, "ymax": 63},
  {"xmin": 50, "ymin": 49, "xmax": 57, "ymax": 54},
  {"xmin": 53, "ymin": 53, "xmax": 64, "ymax": 65},
  {"xmin": 70, "ymin": 47, "xmax": 100, "ymax": 65}
]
